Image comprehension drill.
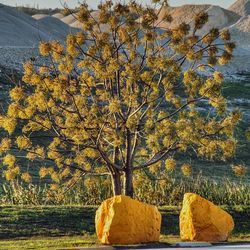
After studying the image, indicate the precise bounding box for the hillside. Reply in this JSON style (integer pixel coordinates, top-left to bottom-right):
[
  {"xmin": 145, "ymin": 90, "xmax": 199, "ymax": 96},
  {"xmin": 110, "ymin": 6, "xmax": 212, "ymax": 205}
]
[
  {"xmin": 61, "ymin": 10, "xmax": 101, "ymax": 29},
  {"xmin": 32, "ymin": 13, "xmax": 49, "ymax": 20},
  {"xmin": 230, "ymin": 15, "xmax": 250, "ymax": 49},
  {"xmin": 34, "ymin": 15, "xmax": 74, "ymax": 40},
  {"xmin": 198, "ymin": 5, "xmax": 240, "ymax": 35},
  {"xmin": 0, "ymin": 1, "xmax": 249, "ymax": 74},
  {"xmin": 0, "ymin": 3, "xmax": 77, "ymax": 47},
  {"xmin": 229, "ymin": 0, "xmax": 250, "ymax": 16},
  {"xmin": 61, "ymin": 14, "xmax": 77, "ymax": 25},
  {"xmin": 156, "ymin": 4, "xmax": 240, "ymax": 35},
  {"xmin": 156, "ymin": 4, "xmax": 210, "ymax": 29},
  {"xmin": 52, "ymin": 13, "xmax": 65, "ymax": 19},
  {"xmin": 0, "ymin": 4, "xmax": 51, "ymax": 47}
]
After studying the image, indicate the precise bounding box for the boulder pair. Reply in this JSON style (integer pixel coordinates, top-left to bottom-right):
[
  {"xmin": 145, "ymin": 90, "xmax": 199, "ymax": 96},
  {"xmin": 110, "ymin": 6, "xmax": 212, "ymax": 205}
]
[{"xmin": 95, "ymin": 193, "xmax": 234, "ymax": 245}]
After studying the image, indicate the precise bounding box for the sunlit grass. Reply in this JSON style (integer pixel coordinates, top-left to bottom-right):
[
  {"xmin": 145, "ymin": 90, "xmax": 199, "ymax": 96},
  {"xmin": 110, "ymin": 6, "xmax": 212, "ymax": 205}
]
[{"xmin": 0, "ymin": 236, "xmax": 96, "ymax": 250}]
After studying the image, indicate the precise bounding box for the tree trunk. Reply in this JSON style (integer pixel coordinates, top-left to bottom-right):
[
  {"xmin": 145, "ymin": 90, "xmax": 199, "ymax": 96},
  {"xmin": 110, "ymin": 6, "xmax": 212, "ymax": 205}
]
[
  {"xmin": 124, "ymin": 167, "xmax": 133, "ymax": 198},
  {"xmin": 111, "ymin": 172, "xmax": 122, "ymax": 195}
]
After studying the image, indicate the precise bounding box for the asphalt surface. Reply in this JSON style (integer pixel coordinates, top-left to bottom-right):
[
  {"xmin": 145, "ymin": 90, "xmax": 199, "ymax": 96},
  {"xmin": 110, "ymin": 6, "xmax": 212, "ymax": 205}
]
[{"xmin": 76, "ymin": 243, "xmax": 250, "ymax": 250}]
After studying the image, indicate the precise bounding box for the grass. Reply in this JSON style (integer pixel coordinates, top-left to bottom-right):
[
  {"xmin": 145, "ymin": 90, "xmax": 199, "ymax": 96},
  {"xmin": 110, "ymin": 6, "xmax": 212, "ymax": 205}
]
[
  {"xmin": 0, "ymin": 206, "xmax": 97, "ymax": 239},
  {"xmin": 1, "ymin": 174, "xmax": 249, "ymax": 206},
  {"xmin": 0, "ymin": 236, "xmax": 95, "ymax": 250},
  {"xmin": 0, "ymin": 205, "xmax": 249, "ymax": 249}
]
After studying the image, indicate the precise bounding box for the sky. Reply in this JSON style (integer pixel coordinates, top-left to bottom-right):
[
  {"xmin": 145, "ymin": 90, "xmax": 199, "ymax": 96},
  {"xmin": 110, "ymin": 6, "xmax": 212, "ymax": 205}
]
[{"xmin": 0, "ymin": 0, "xmax": 236, "ymax": 9}]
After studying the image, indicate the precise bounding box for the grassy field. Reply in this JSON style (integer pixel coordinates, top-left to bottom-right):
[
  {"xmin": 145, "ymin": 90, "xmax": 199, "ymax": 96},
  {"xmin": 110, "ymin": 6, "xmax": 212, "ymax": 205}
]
[{"xmin": 0, "ymin": 205, "xmax": 249, "ymax": 249}]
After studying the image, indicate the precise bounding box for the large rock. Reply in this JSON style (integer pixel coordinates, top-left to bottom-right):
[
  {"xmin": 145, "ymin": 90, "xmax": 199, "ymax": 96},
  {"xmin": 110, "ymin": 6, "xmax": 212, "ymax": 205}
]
[
  {"xmin": 95, "ymin": 195, "xmax": 161, "ymax": 244},
  {"xmin": 180, "ymin": 193, "xmax": 234, "ymax": 242}
]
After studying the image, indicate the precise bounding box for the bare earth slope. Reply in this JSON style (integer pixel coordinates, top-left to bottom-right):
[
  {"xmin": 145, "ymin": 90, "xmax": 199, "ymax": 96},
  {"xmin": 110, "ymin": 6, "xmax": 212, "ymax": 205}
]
[
  {"xmin": 156, "ymin": 4, "xmax": 210, "ymax": 29},
  {"xmin": 32, "ymin": 14, "xmax": 49, "ymax": 20},
  {"xmin": 61, "ymin": 14, "xmax": 77, "ymax": 25},
  {"xmin": 0, "ymin": 4, "xmax": 79, "ymax": 71},
  {"xmin": 155, "ymin": 3, "xmax": 249, "ymax": 73},
  {"xmin": 52, "ymin": 13, "xmax": 65, "ymax": 19},
  {"xmin": 157, "ymin": 4, "xmax": 240, "ymax": 35},
  {"xmin": 229, "ymin": 0, "xmax": 250, "ymax": 16},
  {"xmin": 198, "ymin": 5, "xmax": 240, "ymax": 35},
  {"xmin": 0, "ymin": 2, "xmax": 250, "ymax": 74},
  {"xmin": 34, "ymin": 16, "xmax": 74, "ymax": 40},
  {"xmin": 0, "ymin": 3, "xmax": 50, "ymax": 47},
  {"xmin": 62, "ymin": 10, "xmax": 101, "ymax": 30},
  {"xmin": 230, "ymin": 15, "xmax": 250, "ymax": 49}
]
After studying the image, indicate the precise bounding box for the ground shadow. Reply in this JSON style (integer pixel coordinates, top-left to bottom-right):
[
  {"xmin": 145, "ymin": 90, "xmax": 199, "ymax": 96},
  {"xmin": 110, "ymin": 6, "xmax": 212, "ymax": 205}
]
[{"xmin": 0, "ymin": 206, "xmax": 249, "ymax": 240}]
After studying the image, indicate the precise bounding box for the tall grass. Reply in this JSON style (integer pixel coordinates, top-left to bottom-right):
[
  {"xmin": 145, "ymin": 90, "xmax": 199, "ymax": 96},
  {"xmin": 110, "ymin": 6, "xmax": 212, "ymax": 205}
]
[
  {"xmin": 0, "ymin": 173, "xmax": 249, "ymax": 206},
  {"xmin": 135, "ymin": 174, "xmax": 250, "ymax": 206}
]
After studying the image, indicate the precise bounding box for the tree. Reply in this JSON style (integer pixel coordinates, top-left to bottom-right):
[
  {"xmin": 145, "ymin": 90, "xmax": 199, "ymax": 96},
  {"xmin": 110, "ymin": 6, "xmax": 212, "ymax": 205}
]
[{"xmin": 0, "ymin": 0, "xmax": 240, "ymax": 198}]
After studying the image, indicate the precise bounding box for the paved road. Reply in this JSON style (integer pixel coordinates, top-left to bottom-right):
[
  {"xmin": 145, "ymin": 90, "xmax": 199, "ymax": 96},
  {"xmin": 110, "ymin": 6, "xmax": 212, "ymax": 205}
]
[
  {"xmin": 77, "ymin": 244, "xmax": 250, "ymax": 250},
  {"xmin": 156, "ymin": 245, "xmax": 250, "ymax": 250}
]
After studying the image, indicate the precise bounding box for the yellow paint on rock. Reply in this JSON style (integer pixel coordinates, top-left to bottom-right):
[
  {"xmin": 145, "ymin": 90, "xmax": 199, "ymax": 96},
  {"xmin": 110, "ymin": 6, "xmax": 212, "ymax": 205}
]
[
  {"xmin": 180, "ymin": 193, "xmax": 234, "ymax": 242},
  {"xmin": 95, "ymin": 195, "xmax": 161, "ymax": 245}
]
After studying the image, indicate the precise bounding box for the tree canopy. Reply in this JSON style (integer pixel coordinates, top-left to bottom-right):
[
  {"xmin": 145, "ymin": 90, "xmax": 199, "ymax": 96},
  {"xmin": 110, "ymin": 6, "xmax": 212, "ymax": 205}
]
[{"xmin": 0, "ymin": 0, "xmax": 240, "ymax": 197}]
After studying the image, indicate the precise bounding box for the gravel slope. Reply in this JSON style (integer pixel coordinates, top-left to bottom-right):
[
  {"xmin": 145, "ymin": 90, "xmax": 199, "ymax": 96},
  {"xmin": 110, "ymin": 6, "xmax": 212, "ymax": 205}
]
[
  {"xmin": 156, "ymin": 4, "xmax": 240, "ymax": 35},
  {"xmin": 230, "ymin": 15, "xmax": 250, "ymax": 50},
  {"xmin": 0, "ymin": 4, "xmax": 51, "ymax": 47},
  {"xmin": 34, "ymin": 16, "xmax": 75, "ymax": 40},
  {"xmin": 229, "ymin": 0, "xmax": 250, "ymax": 16},
  {"xmin": 0, "ymin": 2, "xmax": 250, "ymax": 74},
  {"xmin": 52, "ymin": 13, "xmax": 65, "ymax": 19}
]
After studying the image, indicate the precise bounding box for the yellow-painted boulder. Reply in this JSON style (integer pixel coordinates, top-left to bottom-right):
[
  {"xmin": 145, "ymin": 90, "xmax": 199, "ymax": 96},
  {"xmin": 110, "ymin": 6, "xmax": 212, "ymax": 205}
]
[
  {"xmin": 180, "ymin": 193, "xmax": 234, "ymax": 242},
  {"xmin": 95, "ymin": 195, "xmax": 161, "ymax": 244}
]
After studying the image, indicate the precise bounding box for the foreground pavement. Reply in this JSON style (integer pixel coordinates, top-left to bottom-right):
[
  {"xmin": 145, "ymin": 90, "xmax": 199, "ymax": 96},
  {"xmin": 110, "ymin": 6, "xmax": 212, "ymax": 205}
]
[{"xmin": 75, "ymin": 243, "xmax": 250, "ymax": 250}]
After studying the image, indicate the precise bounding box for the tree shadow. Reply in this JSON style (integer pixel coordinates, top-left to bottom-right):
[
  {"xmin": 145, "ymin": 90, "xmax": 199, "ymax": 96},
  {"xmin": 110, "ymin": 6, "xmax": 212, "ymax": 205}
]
[{"xmin": 0, "ymin": 206, "xmax": 249, "ymax": 241}]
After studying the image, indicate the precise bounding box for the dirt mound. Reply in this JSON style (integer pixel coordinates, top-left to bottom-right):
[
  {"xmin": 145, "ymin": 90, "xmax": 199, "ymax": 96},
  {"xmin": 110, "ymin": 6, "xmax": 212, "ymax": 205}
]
[
  {"xmin": 32, "ymin": 14, "xmax": 49, "ymax": 20},
  {"xmin": 229, "ymin": 0, "xmax": 250, "ymax": 16},
  {"xmin": 70, "ymin": 20, "xmax": 82, "ymax": 29},
  {"xmin": 156, "ymin": 4, "xmax": 210, "ymax": 29},
  {"xmin": 61, "ymin": 14, "xmax": 77, "ymax": 25},
  {"xmin": 198, "ymin": 6, "xmax": 240, "ymax": 34},
  {"xmin": 52, "ymin": 13, "xmax": 64, "ymax": 19},
  {"xmin": 229, "ymin": 15, "xmax": 250, "ymax": 49},
  {"xmin": 68, "ymin": 10, "xmax": 104, "ymax": 30},
  {"xmin": 0, "ymin": 4, "xmax": 78, "ymax": 47},
  {"xmin": 0, "ymin": 4, "xmax": 51, "ymax": 47},
  {"xmin": 35, "ymin": 16, "xmax": 73, "ymax": 40},
  {"xmin": 156, "ymin": 4, "xmax": 240, "ymax": 35}
]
